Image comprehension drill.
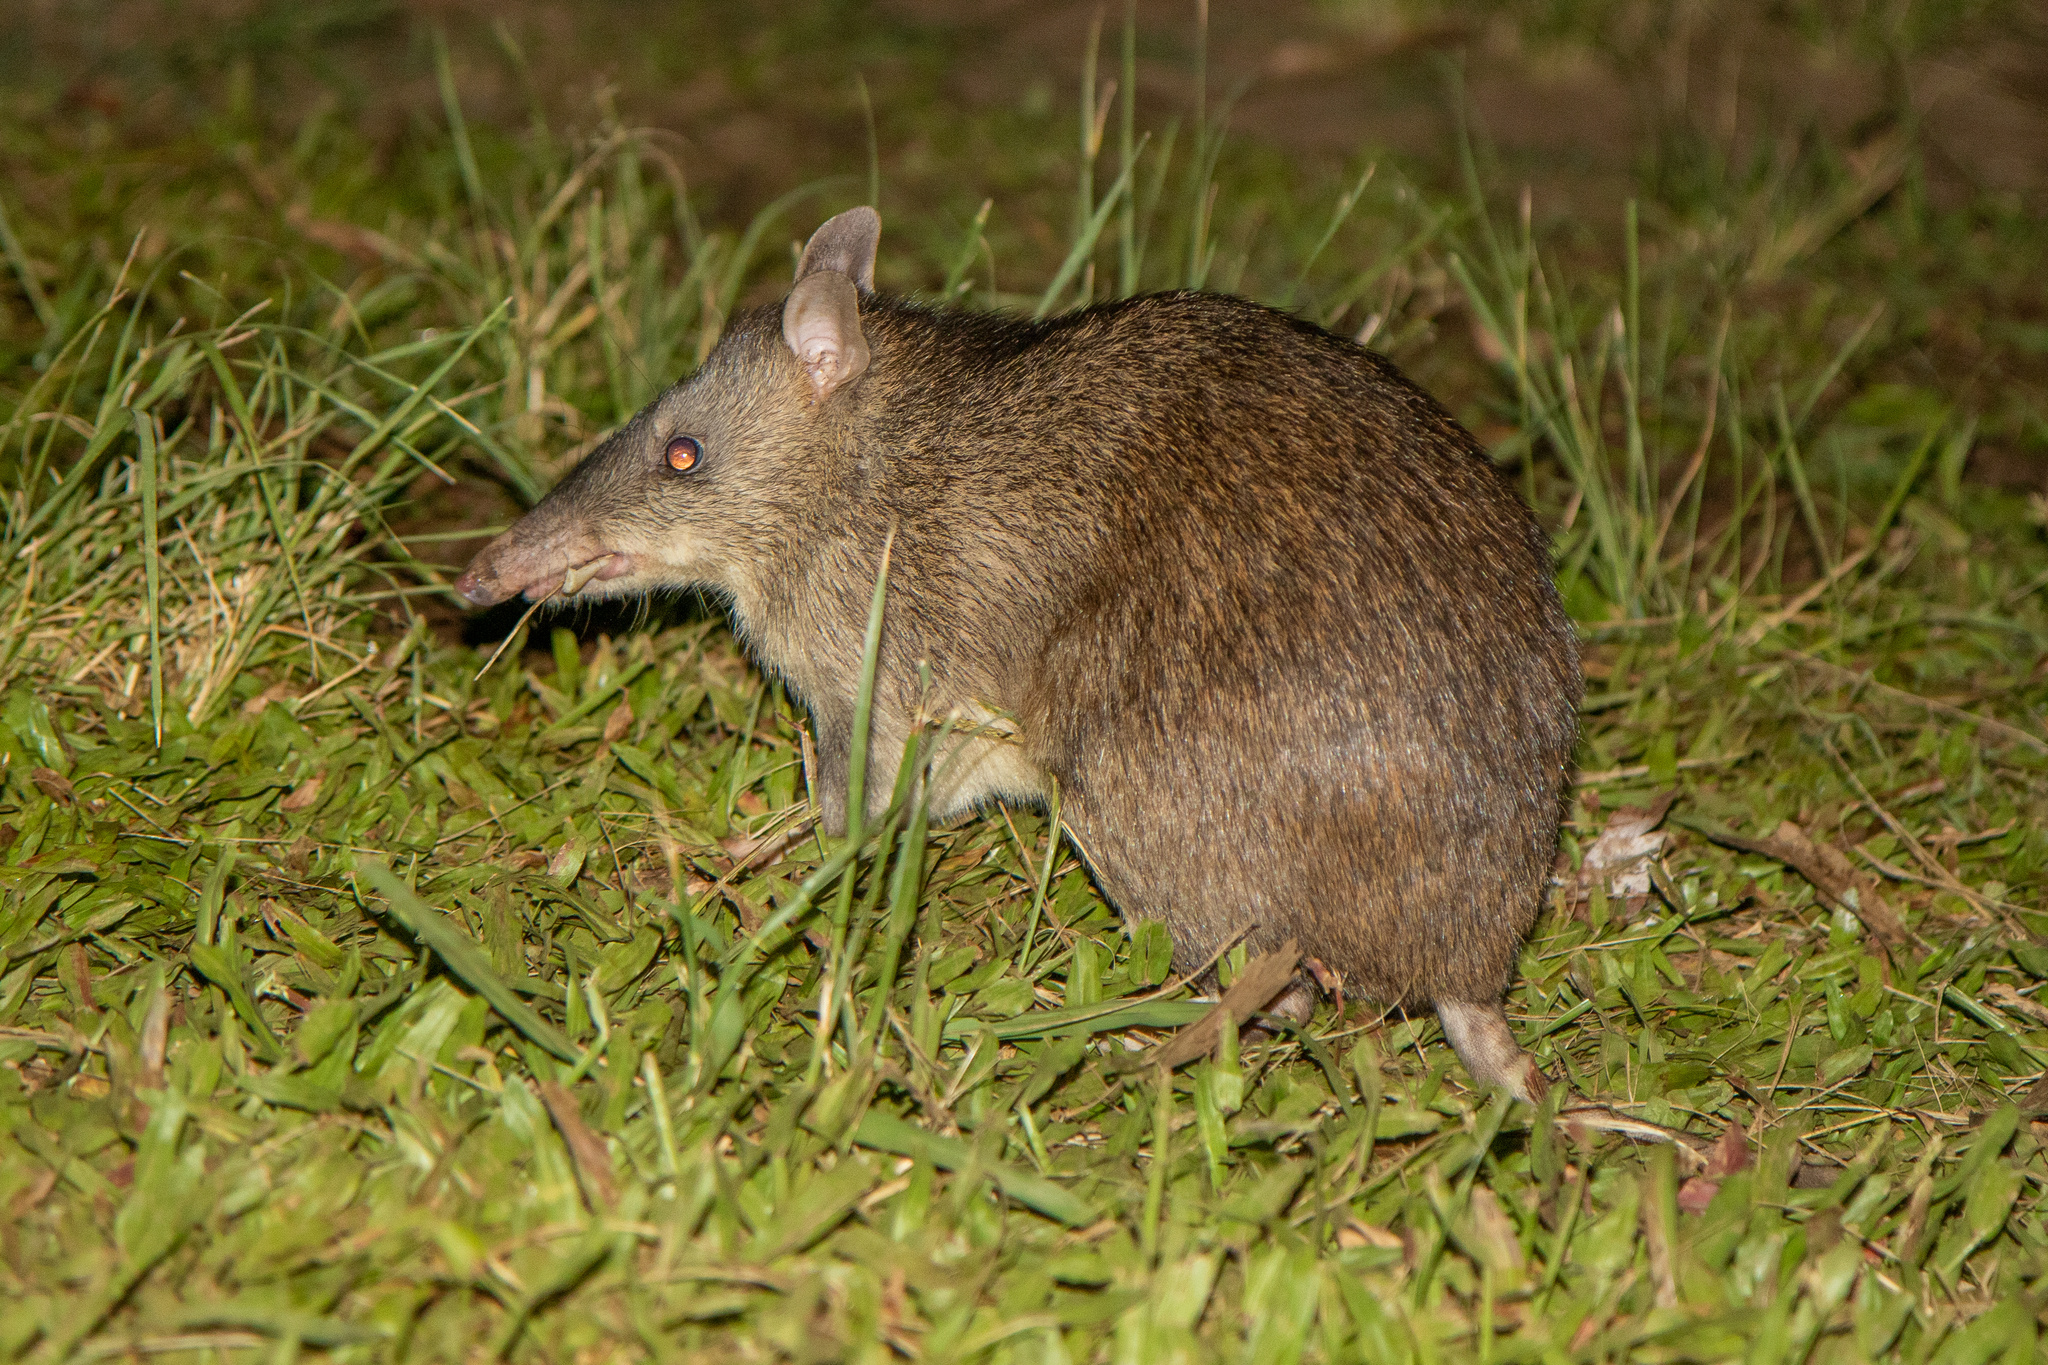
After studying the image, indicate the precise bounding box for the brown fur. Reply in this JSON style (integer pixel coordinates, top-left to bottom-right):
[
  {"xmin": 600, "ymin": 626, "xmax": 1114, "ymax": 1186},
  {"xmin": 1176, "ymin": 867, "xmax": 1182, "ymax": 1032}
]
[{"xmin": 457, "ymin": 210, "xmax": 1581, "ymax": 1098}]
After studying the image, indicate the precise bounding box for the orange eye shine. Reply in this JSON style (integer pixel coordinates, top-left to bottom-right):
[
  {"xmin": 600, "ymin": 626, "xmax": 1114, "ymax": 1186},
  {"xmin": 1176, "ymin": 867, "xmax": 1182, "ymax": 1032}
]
[{"xmin": 665, "ymin": 435, "xmax": 702, "ymax": 472}]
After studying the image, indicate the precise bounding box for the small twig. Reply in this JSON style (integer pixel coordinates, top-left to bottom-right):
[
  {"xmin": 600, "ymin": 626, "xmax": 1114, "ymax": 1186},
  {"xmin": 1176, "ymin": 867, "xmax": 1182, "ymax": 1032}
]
[
  {"xmin": 536, "ymin": 1078, "xmax": 618, "ymax": 1210},
  {"xmin": 1679, "ymin": 811, "xmax": 1915, "ymax": 949}
]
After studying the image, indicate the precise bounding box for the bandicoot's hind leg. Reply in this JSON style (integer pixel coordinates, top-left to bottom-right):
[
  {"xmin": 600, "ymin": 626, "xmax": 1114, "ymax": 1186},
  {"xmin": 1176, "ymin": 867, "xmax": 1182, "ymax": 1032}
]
[
  {"xmin": 1441, "ymin": 1000, "xmax": 1719, "ymax": 1165},
  {"xmin": 1436, "ymin": 999, "xmax": 1551, "ymax": 1103}
]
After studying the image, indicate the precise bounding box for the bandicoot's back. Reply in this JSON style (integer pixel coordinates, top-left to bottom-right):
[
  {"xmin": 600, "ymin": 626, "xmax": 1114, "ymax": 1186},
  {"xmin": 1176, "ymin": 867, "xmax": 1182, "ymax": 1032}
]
[{"xmin": 456, "ymin": 207, "xmax": 1581, "ymax": 1099}]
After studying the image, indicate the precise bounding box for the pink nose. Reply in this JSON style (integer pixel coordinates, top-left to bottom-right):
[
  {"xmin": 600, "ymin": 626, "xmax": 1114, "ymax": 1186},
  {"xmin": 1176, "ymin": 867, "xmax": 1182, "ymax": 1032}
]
[{"xmin": 453, "ymin": 563, "xmax": 508, "ymax": 607}]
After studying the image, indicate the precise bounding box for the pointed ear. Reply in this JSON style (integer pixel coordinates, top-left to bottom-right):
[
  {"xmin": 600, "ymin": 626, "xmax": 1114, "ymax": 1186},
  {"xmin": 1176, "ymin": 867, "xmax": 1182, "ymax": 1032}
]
[
  {"xmin": 782, "ymin": 271, "xmax": 871, "ymax": 403},
  {"xmin": 794, "ymin": 207, "xmax": 880, "ymax": 292}
]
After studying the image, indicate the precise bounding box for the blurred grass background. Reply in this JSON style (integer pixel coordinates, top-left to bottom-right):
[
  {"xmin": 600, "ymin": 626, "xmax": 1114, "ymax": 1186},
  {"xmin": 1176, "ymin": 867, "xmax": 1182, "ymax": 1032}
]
[{"xmin": 2, "ymin": 2, "xmax": 2047, "ymax": 1361}]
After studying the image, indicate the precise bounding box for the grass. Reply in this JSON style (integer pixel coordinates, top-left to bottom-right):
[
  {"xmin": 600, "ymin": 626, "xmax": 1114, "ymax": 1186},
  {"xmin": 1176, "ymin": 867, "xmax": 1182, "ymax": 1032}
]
[{"xmin": 2, "ymin": 4, "xmax": 2048, "ymax": 1362}]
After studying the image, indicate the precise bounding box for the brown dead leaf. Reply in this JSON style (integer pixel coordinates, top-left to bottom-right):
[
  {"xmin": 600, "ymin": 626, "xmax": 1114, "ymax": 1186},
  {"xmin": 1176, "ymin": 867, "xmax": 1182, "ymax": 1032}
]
[
  {"xmin": 1704, "ymin": 1122, "xmax": 1751, "ymax": 1178},
  {"xmin": 242, "ymin": 681, "xmax": 296, "ymax": 715},
  {"xmin": 628, "ymin": 863, "xmax": 673, "ymax": 897},
  {"xmin": 718, "ymin": 826, "xmax": 800, "ymax": 874},
  {"xmin": 285, "ymin": 203, "xmax": 417, "ymax": 267},
  {"xmin": 602, "ymin": 698, "xmax": 634, "ymax": 744},
  {"xmin": 64, "ymin": 943, "xmax": 94, "ymax": 1013},
  {"xmin": 1569, "ymin": 1311, "xmax": 1608, "ymax": 1354},
  {"xmin": 536, "ymin": 1079, "xmax": 617, "ymax": 1210},
  {"xmin": 1984, "ymin": 983, "xmax": 2048, "ymax": 1029},
  {"xmin": 1766, "ymin": 821, "xmax": 1912, "ymax": 947},
  {"xmin": 1144, "ymin": 939, "xmax": 1300, "ymax": 1072},
  {"xmin": 1466, "ymin": 1186, "xmax": 1527, "ymax": 1275},
  {"xmin": 1578, "ymin": 791, "xmax": 1676, "ymax": 897},
  {"xmin": 280, "ymin": 775, "xmax": 323, "ymax": 812},
  {"xmin": 1674, "ymin": 1120, "xmax": 1751, "ymax": 1213},
  {"xmin": 138, "ymin": 986, "xmax": 170, "ymax": 1091},
  {"xmin": 1676, "ymin": 1176, "xmax": 1720, "ymax": 1214},
  {"xmin": 1304, "ymin": 955, "xmax": 1345, "ymax": 1019},
  {"xmin": 31, "ymin": 768, "xmax": 74, "ymax": 807}
]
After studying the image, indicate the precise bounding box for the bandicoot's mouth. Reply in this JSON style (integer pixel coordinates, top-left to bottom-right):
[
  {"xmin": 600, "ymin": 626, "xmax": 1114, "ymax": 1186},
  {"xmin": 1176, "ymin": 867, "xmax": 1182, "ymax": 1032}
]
[{"xmin": 454, "ymin": 551, "xmax": 633, "ymax": 607}]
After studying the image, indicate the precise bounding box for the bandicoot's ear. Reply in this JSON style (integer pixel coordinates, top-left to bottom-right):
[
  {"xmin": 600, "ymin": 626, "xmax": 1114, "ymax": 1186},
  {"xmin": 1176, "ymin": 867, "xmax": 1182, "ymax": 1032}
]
[
  {"xmin": 794, "ymin": 206, "xmax": 880, "ymax": 291},
  {"xmin": 782, "ymin": 272, "xmax": 871, "ymax": 403}
]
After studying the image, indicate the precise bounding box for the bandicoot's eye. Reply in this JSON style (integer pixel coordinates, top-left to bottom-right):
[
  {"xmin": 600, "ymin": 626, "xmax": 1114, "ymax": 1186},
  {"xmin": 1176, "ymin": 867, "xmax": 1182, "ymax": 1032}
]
[{"xmin": 665, "ymin": 435, "xmax": 703, "ymax": 473}]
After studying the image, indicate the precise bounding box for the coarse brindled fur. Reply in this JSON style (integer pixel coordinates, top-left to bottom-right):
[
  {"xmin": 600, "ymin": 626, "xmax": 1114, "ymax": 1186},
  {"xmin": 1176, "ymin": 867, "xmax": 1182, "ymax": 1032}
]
[{"xmin": 457, "ymin": 214, "xmax": 1581, "ymax": 1097}]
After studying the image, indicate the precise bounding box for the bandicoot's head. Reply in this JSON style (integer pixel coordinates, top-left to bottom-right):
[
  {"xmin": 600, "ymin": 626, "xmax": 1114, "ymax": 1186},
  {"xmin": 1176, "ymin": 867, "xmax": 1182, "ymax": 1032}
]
[{"xmin": 453, "ymin": 207, "xmax": 882, "ymax": 609}]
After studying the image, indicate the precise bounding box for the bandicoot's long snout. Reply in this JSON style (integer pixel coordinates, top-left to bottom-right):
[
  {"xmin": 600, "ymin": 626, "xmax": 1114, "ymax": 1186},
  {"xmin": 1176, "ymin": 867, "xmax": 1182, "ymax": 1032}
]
[{"xmin": 453, "ymin": 513, "xmax": 629, "ymax": 607}]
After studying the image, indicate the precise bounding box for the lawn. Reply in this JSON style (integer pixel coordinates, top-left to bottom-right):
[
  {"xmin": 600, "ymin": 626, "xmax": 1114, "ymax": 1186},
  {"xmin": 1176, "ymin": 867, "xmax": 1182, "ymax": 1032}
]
[{"xmin": 1, "ymin": 2, "xmax": 2045, "ymax": 1361}]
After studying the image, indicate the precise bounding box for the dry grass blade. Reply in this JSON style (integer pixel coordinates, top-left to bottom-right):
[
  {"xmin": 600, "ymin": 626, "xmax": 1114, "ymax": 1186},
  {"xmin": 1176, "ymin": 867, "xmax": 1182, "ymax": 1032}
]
[
  {"xmin": 1737, "ymin": 542, "xmax": 1877, "ymax": 645},
  {"xmin": 536, "ymin": 1079, "xmax": 618, "ymax": 1209},
  {"xmin": 1144, "ymin": 939, "xmax": 1300, "ymax": 1072}
]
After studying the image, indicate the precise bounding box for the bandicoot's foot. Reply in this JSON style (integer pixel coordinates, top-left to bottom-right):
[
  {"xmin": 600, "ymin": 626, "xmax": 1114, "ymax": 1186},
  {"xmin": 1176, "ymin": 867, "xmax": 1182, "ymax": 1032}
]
[
  {"xmin": 1434, "ymin": 1000, "xmax": 1713, "ymax": 1165},
  {"xmin": 1436, "ymin": 999, "xmax": 1551, "ymax": 1104}
]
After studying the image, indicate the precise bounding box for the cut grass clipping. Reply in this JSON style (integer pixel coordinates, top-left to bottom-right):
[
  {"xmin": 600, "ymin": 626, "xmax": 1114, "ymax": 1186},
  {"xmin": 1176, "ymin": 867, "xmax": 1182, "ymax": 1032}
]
[{"xmin": 4, "ymin": 49, "xmax": 2048, "ymax": 1365}]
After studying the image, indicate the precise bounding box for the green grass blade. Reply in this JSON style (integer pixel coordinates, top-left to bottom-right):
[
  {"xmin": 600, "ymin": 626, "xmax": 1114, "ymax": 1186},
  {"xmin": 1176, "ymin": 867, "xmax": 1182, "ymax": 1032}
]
[
  {"xmin": 849, "ymin": 1110, "xmax": 1096, "ymax": 1226},
  {"xmin": 939, "ymin": 199, "xmax": 992, "ymax": 301},
  {"xmin": 1773, "ymin": 383, "xmax": 1835, "ymax": 576},
  {"xmin": 1118, "ymin": 0, "xmax": 1138, "ymax": 295},
  {"xmin": 433, "ymin": 27, "xmax": 491, "ymax": 224},
  {"xmin": 857, "ymin": 74, "xmax": 881, "ymax": 213},
  {"xmin": 843, "ymin": 528, "xmax": 894, "ymax": 842},
  {"xmin": 129, "ymin": 407, "xmax": 165, "ymax": 747},
  {"xmin": 1035, "ymin": 151, "xmax": 1141, "ymax": 320},
  {"xmin": 0, "ymin": 189, "xmax": 57, "ymax": 337},
  {"xmin": 963, "ymin": 998, "xmax": 1212, "ymax": 1043},
  {"xmin": 357, "ymin": 858, "xmax": 580, "ymax": 1064},
  {"xmin": 337, "ymin": 297, "xmax": 511, "ymax": 477},
  {"xmin": 1017, "ymin": 777, "xmax": 1062, "ymax": 975},
  {"xmin": 1281, "ymin": 163, "xmax": 1374, "ymax": 309}
]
